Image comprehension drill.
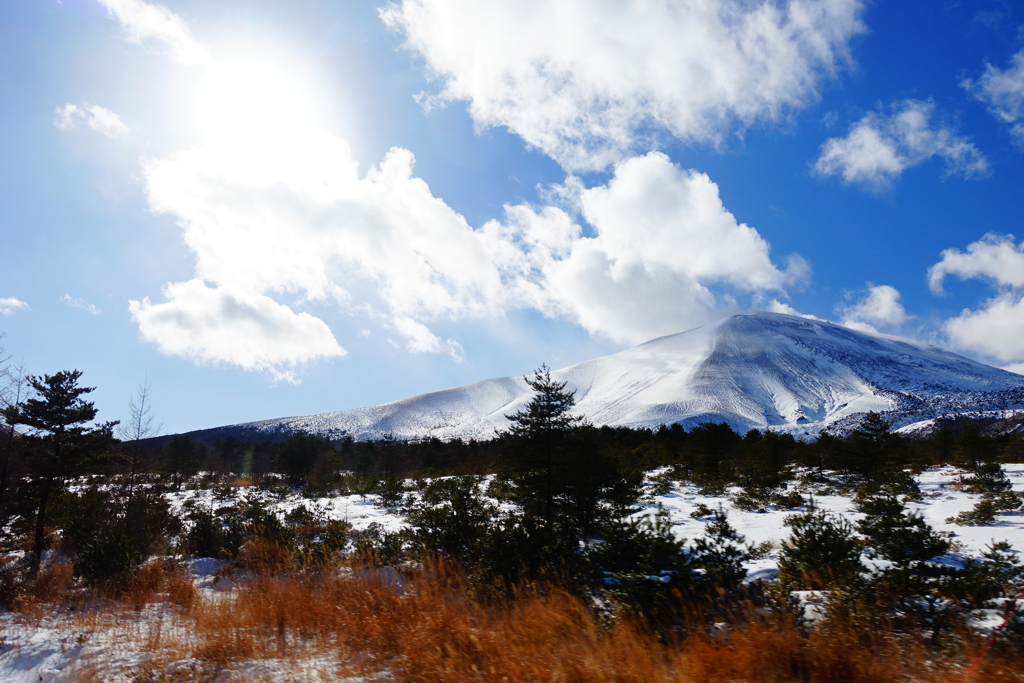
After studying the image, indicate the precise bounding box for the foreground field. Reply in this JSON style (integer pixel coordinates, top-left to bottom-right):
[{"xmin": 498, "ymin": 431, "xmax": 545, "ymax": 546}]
[
  {"xmin": 3, "ymin": 464, "xmax": 1024, "ymax": 682},
  {"xmin": 3, "ymin": 558, "xmax": 1024, "ymax": 683}
]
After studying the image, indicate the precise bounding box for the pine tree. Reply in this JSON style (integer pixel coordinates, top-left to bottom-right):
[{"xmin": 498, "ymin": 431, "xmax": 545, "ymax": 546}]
[
  {"xmin": 953, "ymin": 422, "xmax": 1021, "ymax": 516},
  {"xmin": 685, "ymin": 422, "xmax": 741, "ymax": 492},
  {"xmin": 778, "ymin": 503, "xmax": 862, "ymax": 589},
  {"xmin": 692, "ymin": 507, "xmax": 751, "ymax": 595},
  {"xmin": 953, "ymin": 421, "xmax": 995, "ymax": 471},
  {"xmin": 857, "ymin": 495, "xmax": 948, "ymax": 566},
  {"xmin": 163, "ymin": 434, "xmax": 201, "ymax": 490},
  {"xmin": 503, "ymin": 365, "xmax": 582, "ymax": 528},
  {"xmin": 275, "ymin": 431, "xmax": 334, "ymax": 486},
  {"xmin": 843, "ymin": 411, "xmax": 904, "ymax": 480},
  {"xmin": 1, "ymin": 370, "xmax": 117, "ymax": 571}
]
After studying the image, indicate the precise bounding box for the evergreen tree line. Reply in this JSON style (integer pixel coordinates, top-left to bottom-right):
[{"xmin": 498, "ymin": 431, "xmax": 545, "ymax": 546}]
[
  {"xmin": 31, "ymin": 401, "xmax": 1021, "ymax": 500},
  {"xmin": 2, "ymin": 363, "xmax": 1024, "ymax": 642}
]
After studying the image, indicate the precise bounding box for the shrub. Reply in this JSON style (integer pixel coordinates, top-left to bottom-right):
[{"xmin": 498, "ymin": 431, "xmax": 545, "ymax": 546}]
[
  {"xmin": 690, "ymin": 502, "xmax": 715, "ymax": 519},
  {"xmin": 691, "ymin": 507, "xmax": 751, "ymax": 595},
  {"xmin": 947, "ymin": 498, "xmax": 999, "ymax": 526},
  {"xmin": 75, "ymin": 526, "xmax": 144, "ymax": 584},
  {"xmin": 405, "ymin": 475, "xmax": 496, "ymax": 562},
  {"xmin": 595, "ymin": 508, "xmax": 698, "ymax": 629},
  {"xmin": 351, "ymin": 521, "xmax": 408, "ymax": 565},
  {"xmin": 857, "ymin": 495, "xmax": 948, "ymax": 565},
  {"xmin": 779, "ymin": 505, "xmax": 862, "ymax": 589},
  {"xmin": 965, "ymin": 460, "xmax": 1014, "ymax": 494}
]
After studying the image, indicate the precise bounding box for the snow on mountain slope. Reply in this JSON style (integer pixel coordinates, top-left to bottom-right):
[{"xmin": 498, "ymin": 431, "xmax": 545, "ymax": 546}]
[{"xmin": 231, "ymin": 312, "xmax": 1024, "ymax": 441}]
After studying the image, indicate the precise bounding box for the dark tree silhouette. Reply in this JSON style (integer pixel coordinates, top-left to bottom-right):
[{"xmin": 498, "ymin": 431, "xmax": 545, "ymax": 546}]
[
  {"xmin": 275, "ymin": 431, "xmax": 334, "ymax": 486},
  {"xmin": 503, "ymin": 365, "xmax": 582, "ymax": 527},
  {"xmin": 163, "ymin": 434, "xmax": 201, "ymax": 490},
  {"xmin": 1, "ymin": 370, "xmax": 117, "ymax": 571},
  {"xmin": 0, "ymin": 360, "xmax": 28, "ymax": 519}
]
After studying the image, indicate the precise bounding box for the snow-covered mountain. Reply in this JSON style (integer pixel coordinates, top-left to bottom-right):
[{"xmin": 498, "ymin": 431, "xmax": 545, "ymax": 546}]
[{"xmin": 217, "ymin": 312, "xmax": 1024, "ymax": 441}]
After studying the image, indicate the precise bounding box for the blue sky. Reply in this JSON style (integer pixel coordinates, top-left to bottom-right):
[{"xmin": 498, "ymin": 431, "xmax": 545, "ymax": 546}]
[{"xmin": 2, "ymin": 0, "xmax": 1024, "ymax": 435}]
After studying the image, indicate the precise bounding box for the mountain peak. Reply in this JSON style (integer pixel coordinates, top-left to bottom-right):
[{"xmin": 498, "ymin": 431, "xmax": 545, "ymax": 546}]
[{"xmin": 218, "ymin": 312, "xmax": 1024, "ymax": 442}]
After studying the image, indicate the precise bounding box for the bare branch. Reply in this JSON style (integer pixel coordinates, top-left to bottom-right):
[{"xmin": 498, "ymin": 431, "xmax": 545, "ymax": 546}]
[{"xmin": 119, "ymin": 377, "xmax": 162, "ymax": 444}]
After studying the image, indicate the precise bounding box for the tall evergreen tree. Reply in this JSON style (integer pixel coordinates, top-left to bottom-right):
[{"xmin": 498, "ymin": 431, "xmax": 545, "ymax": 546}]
[
  {"xmin": 952, "ymin": 421, "xmax": 995, "ymax": 471},
  {"xmin": 0, "ymin": 361, "xmax": 28, "ymax": 522},
  {"xmin": 503, "ymin": 365, "xmax": 583, "ymax": 528},
  {"xmin": 842, "ymin": 411, "xmax": 903, "ymax": 479},
  {"xmin": 685, "ymin": 422, "xmax": 741, "ymax": 491},
  {"xmin": 1, "ymin": 370, "xmax": 117, "ymax": 571}
]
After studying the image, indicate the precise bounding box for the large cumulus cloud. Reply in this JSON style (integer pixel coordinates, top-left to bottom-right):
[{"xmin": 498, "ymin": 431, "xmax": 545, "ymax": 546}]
[
  {"xmin": 382, "ymin": 0, "xmax": 865, "ymax": 171},
  {"xmin": 134, "ymin": 132, "xmax": 804, "ymax": 373}
]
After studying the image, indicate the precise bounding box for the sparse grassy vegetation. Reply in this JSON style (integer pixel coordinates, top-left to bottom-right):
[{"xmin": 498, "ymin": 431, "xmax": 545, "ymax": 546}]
[{"xmin": 3, "ymin": 556, "xmax": 1024, "ymax": 682}]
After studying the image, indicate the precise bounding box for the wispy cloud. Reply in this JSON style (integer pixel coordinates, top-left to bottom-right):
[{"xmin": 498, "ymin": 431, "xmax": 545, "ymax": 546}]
[
  {"xmin": 764, "ymin": 300, "xmax": 823, "ymax": 321},
  {"xmin": 54, "ymin": 103, "xmax": 130, "ymax": 139},
  {"xmin": 814, "ymin": 100, "xmax": 988, "ymax": 191},
  {"xmin": 382, "ymin": 0, "xmax": 865, "ymax": 171},
  {"xmin": 61, "ymin": 294, "xmax": 101, "ymax": 315},
  {"xmin": 963, "ymin": 48, "xmax": 1024, "ymax": 147},
  {"xmin": 0, "ymin": 297, "xmax": 29, "ymax": 316},
  {"xmin": 95, "ymin": 0, "xmax": 212, "ymax": 66}
]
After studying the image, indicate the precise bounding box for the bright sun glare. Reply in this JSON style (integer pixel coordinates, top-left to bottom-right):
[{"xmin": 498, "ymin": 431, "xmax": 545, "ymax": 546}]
[{"xmin": 193, "ymin": 51, "xmax": 325, "ymax": 150}]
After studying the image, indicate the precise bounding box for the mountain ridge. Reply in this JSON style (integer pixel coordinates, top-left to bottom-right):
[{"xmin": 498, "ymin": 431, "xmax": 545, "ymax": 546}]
[{"xmin": 185, "ymin": 312, "xmax": 1024, "ymax": 443}]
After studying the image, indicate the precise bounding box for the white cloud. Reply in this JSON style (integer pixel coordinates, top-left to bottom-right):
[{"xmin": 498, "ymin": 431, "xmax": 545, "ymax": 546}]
[
  {"xmin": 390, "ymin": 316, "xmax": 464, "ymax": 358},
  {"xmin": 382, "ymin": 0, "xmax": 864, "ymax": 171},
  {"xmin": 928, "ymin": 233, "xmax": 1024, "ymax": 294},
  {"xmin": 61, "ymin": 294, "xmax": 101, "ymax": 315},
  {"xmin": 963, "ymin": 48, "xmax": 1024, "ymax": 146},
  {"xmin": 54, "ymin": 104, "xmax": 79, "ymax": 130},
  {"xmin": 0, "ymin": 298, "xmax": 29, "ymax": 316},
  {"xmin": 814, "ymin": 100, "xmax": 988, "ymax": 190},
  {"xmin": 128, "ymin": 280, "xmax": 345, "ymax": 382},
  {"xmin": 942, "ymin": 294, "xmax": 1024, "ymax": 364},
  {"xmin": 491, "ymin": 152, "xmax": 807, "ymax": 344},
  {"xmin": 137, "ymin": 128, "xmax": 803, "ymax": 370},
  {"xmin": 96, "ymin": 0, "xmax": 212, "ymax": 66},
  {"xmin": 143, "ymin": 136, "xmax": 506, "ymax": 322},
  {"xmin": 766, "ymin": 299, "xmax": 822, "ymax": 320},
  {"xmin": 837, "ymin": 284, "xmax": 906, "ymax": 333},
  {"xmin": 54, "ymin": 103, "xmax": 130, "ymax": 139},
  {"xmin": 929, "ymin": 234, "xmax": 1024, "ymax": 365}
]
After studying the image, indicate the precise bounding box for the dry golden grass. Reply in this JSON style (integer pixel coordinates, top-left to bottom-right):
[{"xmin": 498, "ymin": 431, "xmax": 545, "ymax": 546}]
[
  {"xmin": 8, "ymin": 559, "xmax": 1024, "ymax": 683},
  {"xmin": 140, "ymin": 563, "xmax": 1024, "ymax": 683},
  {"xmin": 177, "ymin": 565, "xmax": 687, "ymax": 682}
]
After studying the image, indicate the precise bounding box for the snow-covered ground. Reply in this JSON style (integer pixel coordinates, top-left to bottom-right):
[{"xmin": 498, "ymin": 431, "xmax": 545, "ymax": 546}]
[
  {"xmin": 653, "ymin": 464, "xmax": 1024, "ymax": 563},
  {"xmin": 172, "ymin": 463, "xmax": 1024, "ymax": 566},
  {"xmin": 0, "ymin": 600, "xmax": 369, "ymax": 682},
  {"xmin": 4, "ymin": 464, "xmax": 1024, "ymax": 681}
]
